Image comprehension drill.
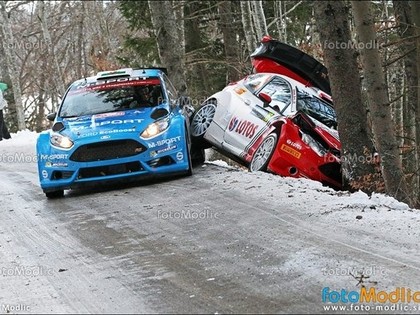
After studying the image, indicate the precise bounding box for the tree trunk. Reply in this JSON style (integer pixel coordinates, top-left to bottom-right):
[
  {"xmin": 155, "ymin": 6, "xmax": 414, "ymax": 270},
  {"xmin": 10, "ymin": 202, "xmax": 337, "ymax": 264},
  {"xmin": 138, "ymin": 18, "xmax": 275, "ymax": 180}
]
[
  {"xmin": 411, "ymin": 0, "xmax": 420, "ymax": 203},
  {"xmin": 38, "ymin": 0, "xmax": 67, "ymax": 96},
  {"xmin": 218, "ymin": 1, "xmax": 241, "ymax": 83},
  {"xmin": 352, "ymin": 0, "xmax": 411, "ymax": 205},
  {"xmin": 148, "ymin": 0, "xmax": 187, "ymax": 95},
  {"xmin": 184, "ymin": 1, "xmax": 208, "ymax": 96},
  {"xmin": 314, "ymin": 1, "xmax": 380, "ymax": 192},
  {"xmin": 393, "ymin": 0, "xmax": 418, "ymax": 201},
  {"xmin": 251, "ymin": 0, "xmax": 268, "ymax": 41},
  {"xmin": 240, "ymin": 1, "xmax": 256, "ymax": 55},
  {"xmin": 0, "ymin": 3, "xmax": 26, "ymax": 131}
]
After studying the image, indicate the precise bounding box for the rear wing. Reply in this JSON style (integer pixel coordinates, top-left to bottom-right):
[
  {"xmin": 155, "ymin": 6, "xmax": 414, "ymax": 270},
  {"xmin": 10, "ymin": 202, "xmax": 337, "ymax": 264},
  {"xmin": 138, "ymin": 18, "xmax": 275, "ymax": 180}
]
[{"xmin": 251, "ymin": 36, "xmax": 331, "ymax": 95}]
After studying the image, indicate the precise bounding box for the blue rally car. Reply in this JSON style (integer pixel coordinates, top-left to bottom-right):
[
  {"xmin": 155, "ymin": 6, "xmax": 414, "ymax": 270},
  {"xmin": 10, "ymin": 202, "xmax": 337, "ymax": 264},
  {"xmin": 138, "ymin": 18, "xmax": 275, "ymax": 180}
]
[{"xmin": 37, "ymin": 68, "xmax": 193, "ymax": 198}]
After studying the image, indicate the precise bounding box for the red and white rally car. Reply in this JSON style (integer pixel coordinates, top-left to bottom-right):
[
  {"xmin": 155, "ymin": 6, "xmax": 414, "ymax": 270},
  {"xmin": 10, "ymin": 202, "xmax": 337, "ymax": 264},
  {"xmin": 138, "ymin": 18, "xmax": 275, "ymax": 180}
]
[{"xmin": 190, "ymin": 38, "xmax": 342, "ymax": 189}]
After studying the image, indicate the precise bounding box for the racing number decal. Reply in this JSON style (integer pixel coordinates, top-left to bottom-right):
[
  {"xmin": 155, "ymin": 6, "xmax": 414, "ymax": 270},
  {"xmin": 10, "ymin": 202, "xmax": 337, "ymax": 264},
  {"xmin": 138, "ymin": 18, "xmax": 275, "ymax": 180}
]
[{"xmin": 228, "ymin": 117, "xmax": 258, "ymax": 139}]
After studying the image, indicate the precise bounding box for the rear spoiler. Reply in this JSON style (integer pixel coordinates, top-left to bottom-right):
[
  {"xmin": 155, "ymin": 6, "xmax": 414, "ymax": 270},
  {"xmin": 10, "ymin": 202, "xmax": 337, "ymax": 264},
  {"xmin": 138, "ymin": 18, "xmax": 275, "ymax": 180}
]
[{"xmin": 251, "ymin": 36, "xmax": 331, "ymax": 95}]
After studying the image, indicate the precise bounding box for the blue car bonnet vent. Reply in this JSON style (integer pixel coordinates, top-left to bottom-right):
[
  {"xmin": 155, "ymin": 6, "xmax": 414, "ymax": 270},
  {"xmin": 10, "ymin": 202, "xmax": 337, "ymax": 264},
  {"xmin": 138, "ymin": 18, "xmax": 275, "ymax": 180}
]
[
  {"xmin": 151, "ymin": 108, "xmax": 169, "ymax": 120},
  {"xmin": 52, "ymin": 122, "xmax": 65, "ymax": 132}
]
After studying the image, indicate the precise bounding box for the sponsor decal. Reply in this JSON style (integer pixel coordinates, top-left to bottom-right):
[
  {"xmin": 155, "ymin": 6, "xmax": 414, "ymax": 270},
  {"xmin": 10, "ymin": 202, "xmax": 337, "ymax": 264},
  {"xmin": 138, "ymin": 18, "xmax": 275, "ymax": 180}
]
[
  {"xmin": 251, "ymin": 108, "xmax": 275, "ymax": 123},
  {"xmin": 286, "ymin": 139, "xmax": 302, "ymax": 150},
  {"xmin": 46, "ymin": 154, "xmax": 69, "ymax": 160},
  {"xmin": 228, "ymin": 117, "xmax": 258, "ymax": 138},
  {"xmin": 150, "ymin": 145, "xmax": 177, "ymax": 157},
  {"xmin": 42, "ymin": 170, "xmax": 48, "ymax": 179},
  {"xmin": 148, "ymin": 136, "xmax": 181, "ymax": 149},
  {"xmin": 234, "ymin": 87, "xmax": 247, "ymax": 95},
  {"xmin": 71, "ymin": 77, "xmax": 161, "ymax": 93},
  {"xmin": 71, "ymin": 119, "xmax": 143, "ymax": 131},
  {"xmin": 280, "ymin": 144, "xmax": 301, "ymax": 159},
  {"xmin": 45, "ymin": 162, "xmax": 68, "ymax": 168},
  {"xmin": 93, "ymin": 112, "xmax": 125, "ymax": 119},
  {"xmin": 176, "ymin": 152, "xmax": 184, "ymax": 161},
  {"xmin": 77, "ymin": 128, "xmax": 136, "ymax": 138}
]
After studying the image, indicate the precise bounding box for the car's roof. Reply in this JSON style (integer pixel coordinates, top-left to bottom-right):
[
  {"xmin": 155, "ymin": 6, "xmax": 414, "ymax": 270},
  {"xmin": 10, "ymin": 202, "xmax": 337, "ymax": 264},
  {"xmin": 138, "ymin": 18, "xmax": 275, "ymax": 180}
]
[
  {"xmin": 71, "ymin": 68, "xmax": 165, "ymax": 85},
  {"xmin": 246, "ymin": 72, "xmax": 333, "ymax": 102},
  {"xmin": 251, "ymin": 36, "xmax": 331, "ymax": 95}
]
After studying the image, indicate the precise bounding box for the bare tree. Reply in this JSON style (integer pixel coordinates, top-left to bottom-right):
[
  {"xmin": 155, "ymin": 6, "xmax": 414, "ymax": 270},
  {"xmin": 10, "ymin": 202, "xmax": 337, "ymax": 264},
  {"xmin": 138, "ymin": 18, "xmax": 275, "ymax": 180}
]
[
  {"xmin": 38, "ymin": 0, "xmax": 66, "ymax": 96},
  {"xmin": 148, "ymin": 0, "xmax": 187, "ymax": 94},
  {"xmin": 240, "ymin": 1, "xmax": 256, "ymax": 55},
  {"xmin": 393, "ymin": 0, "xmax": 418, "ymax": 196},
  {"xmin": 412, "ymin": 0, "xmax": 420, "ymax": 199},
  {"xmin": 314, "ymin": 1, "xmax": 379, "ymax": 192},
  {"xmin": 0, "ymin": 1, "xmax": 26, "ymax": 130},
  {"xmin": 352, "ymin": 0, "xmax": 412, "ymax": 205},
  {"xmin": 218, "ymin": 1, "xmax": 241, "ymax": 82},
  {"xmin": 251, "ymin": 0, "xmax": 268, "ymax": 40}
]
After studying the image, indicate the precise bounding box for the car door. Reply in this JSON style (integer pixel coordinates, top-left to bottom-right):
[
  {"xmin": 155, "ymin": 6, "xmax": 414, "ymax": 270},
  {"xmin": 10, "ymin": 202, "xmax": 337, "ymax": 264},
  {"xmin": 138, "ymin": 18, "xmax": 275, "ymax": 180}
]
[{"xmin": 223, "ymin": 76, "xmax": 292, "ymax": 155}]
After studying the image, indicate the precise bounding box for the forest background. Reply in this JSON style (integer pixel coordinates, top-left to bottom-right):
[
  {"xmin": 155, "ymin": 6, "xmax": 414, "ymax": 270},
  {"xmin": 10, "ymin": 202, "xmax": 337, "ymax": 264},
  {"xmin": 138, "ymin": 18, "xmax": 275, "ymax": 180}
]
[{"xmin": 0, "ymin": 0, "xmax": 419, "ymax": 207}]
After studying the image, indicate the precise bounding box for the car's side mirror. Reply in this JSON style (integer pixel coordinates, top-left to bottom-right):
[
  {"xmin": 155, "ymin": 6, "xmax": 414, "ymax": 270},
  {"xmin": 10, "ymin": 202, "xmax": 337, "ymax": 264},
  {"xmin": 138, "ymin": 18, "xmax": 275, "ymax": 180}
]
[
  {"xmin": 258, "ymin": 92, "xmax": 272, "ymax": 107},
  {"xmin": 46, "ymin": 112, "xmax": 57, "ymax": 121}
]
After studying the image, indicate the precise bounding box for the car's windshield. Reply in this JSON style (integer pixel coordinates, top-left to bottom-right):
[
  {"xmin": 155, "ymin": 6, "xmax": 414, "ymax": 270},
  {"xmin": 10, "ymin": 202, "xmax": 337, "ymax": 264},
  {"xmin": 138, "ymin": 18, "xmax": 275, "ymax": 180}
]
[
  {"xmin": 59, "ymin": 78, "xmax": 164, "ymax": 118},
  {"xmin": 243, "ymin": 73, "xmax": 271, "ymax": 94},
  {"xmin": 296, "ymin": 88, "xmax": 337, "ymax": 129}
]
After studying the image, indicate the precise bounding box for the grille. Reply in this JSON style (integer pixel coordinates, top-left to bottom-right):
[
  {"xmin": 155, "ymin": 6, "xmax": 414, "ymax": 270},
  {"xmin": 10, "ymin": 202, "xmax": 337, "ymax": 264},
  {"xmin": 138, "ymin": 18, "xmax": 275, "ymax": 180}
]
[
  {"xmin": 78, "ymin": 161, "xmax": 143, "ymax": 179},
  {"xmin": 70, "ymin": 140, "xmax": 146, "ymax": 162}
]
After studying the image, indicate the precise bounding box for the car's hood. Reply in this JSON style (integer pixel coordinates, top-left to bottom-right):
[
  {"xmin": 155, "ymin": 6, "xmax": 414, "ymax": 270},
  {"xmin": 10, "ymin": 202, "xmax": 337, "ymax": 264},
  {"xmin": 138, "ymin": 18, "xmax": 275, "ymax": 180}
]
[
  {"xmin": 292, "ymin": 111, "xmax": 341, "ymax": 152},
  {"xmin": 309, "ymin": 115, "xmax": 341, "ymax": 151},
  {"xmin": 58, "ymin": 108, "xmax": 163, "ymax": 140}
]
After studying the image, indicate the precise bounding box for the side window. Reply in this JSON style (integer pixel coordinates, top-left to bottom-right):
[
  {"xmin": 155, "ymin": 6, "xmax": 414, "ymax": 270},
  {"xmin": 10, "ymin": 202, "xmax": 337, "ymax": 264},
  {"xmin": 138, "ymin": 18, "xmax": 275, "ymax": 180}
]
[
  {"xmin": 296, "ymin": 89, "xmax": 337, "ymax": 128},
  {"xmin": 162, "ymin": 73, "xmax": 178, "ymax": 108},
  {"xmin": 259, "ymin": 77, "xmax": 291, "ymax": 114}
]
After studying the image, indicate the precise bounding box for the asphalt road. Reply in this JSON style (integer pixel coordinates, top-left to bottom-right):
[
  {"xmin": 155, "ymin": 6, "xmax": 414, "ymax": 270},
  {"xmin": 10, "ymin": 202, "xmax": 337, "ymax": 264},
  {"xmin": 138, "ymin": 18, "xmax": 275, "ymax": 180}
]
[{"xmin": 1, "ymin": 144, "xmax": 420, "ymax": 314}]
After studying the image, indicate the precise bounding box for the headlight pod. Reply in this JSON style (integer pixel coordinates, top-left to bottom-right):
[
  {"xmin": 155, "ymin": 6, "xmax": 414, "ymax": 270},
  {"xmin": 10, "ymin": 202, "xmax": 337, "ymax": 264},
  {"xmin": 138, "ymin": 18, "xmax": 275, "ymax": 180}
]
[
  {"xmin": 301, "ymin": 132, "xmax": 327, "ymax": 157},
  {"xmin": 50, "ymin": 133, "xmax": 74, "ymax": 149},
  {"xmin": 141, "ymin": 118, "xmax": 170, "ymax": 139}
]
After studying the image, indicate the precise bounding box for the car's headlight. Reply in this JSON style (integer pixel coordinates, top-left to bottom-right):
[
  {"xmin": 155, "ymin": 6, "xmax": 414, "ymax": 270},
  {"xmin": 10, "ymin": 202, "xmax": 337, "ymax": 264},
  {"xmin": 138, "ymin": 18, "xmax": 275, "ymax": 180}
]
[
  {"xmin": 140, "ymin": 118, "xmax": 170, "ymax": 139},
  {"xmin": 301, "ymin": 132, "xmax": 327, "ymax": 157},
  {"xmin": 50, "ymin": 133, "xmax": 74, "ymax": 149}
]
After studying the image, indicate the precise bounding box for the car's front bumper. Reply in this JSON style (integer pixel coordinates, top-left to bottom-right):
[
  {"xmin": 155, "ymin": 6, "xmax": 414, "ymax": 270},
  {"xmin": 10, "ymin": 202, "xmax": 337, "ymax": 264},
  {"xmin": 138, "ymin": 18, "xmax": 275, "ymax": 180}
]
[{"xmin": 37, "ymin": 130, "xmax": 190, "ymax": 192}]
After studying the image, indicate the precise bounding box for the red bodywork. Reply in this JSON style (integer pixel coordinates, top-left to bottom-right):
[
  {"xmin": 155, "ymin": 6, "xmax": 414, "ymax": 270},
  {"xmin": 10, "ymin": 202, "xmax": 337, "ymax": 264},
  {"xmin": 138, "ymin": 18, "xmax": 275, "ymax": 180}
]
[
  {"xmin": 252, "ymin": 58, "xmax": 314, "ymax": 89},
  {"xmin": 248, "ymin": 37, "xmax": 341, "ymax": 188},
  {"xmin": 268, "ymin": 114, "xmax": 342, "ymax": 189}
]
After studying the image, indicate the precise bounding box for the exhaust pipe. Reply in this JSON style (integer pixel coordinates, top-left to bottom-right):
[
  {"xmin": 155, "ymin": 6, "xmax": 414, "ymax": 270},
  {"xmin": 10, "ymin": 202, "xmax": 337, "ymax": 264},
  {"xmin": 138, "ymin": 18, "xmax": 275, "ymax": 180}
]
[{"xmin": 288, "ymin": 167, "xmax": 298, "ymax": 176}]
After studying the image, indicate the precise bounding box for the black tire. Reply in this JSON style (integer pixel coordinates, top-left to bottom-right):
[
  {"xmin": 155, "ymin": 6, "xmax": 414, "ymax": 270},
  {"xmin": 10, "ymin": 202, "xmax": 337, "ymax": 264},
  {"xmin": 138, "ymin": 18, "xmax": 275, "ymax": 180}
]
[
  {"xmin": 190, "ymin": 100, "xmax": 217, "ymax": 148},
  {"xmin": 45, "ymin": 189, "xmax": 64, "ymax": 199},
  {"xmin": 185, "ymin": 130, "xmax": 193, "ymax": 176},
  {"xmin": 191, "ymin": 146, "xmax": 205, "ymax": 166},
  {"xmin": 249, "ymin": 133, "xmax": 278, "ymax": 172}
]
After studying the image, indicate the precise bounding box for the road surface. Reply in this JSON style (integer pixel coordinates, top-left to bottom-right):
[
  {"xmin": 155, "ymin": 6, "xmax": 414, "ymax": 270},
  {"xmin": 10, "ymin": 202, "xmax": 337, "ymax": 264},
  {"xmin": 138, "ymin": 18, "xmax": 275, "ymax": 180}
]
[{"xmin": 0, "ymin": 138, "xmax": 420, "ymax": 314}]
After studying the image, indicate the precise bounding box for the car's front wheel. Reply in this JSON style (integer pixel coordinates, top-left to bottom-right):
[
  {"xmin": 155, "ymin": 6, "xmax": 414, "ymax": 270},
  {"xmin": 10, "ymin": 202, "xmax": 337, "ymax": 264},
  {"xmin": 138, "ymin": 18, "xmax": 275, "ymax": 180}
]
[
  {"xmin": 249, "ymin": 133, "xmax": 278, "ymax": 172},
  {"xmin": 190, "ymin": 100, "xmax": 217, "ymax": 148},
  {"xmin": 44, "ymin": 189, "xmax": 64, "ymax": 199}
]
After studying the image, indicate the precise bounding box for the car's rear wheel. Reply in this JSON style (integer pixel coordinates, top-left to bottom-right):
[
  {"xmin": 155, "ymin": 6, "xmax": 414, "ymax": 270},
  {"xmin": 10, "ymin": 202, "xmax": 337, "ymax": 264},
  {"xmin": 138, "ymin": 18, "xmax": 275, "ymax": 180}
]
[
  {"xmin": 190, "ymin": 100, "xmax": 217, "ymax": 148},
  {"xmin": 249, "ymin": 133, "xmax": 278, "ymax": 172},
  {"xmin": 44, "ymin": 189, "xmax": 64, "ymax": 199}
]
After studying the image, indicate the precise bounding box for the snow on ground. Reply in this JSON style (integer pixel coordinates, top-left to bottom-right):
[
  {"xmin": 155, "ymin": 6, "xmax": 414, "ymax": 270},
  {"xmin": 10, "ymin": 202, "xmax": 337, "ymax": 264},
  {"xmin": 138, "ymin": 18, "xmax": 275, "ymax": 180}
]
[
  {"xmin": 1, "ymin": 130, "xmax": 416, "ymax": 216},
  {"xmin": 2, "ymin": 131, "xmax": 420, "ymax": 313}
]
